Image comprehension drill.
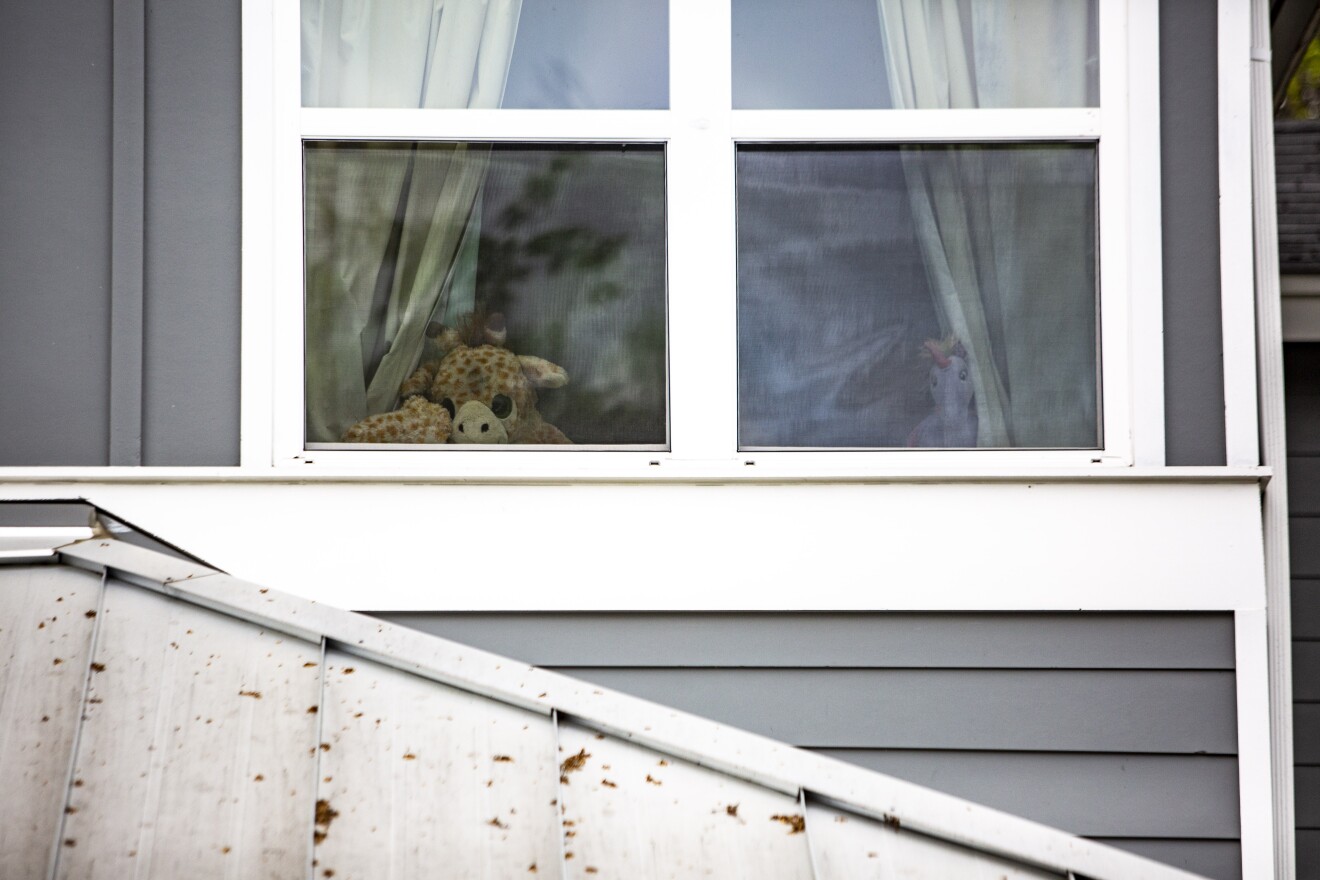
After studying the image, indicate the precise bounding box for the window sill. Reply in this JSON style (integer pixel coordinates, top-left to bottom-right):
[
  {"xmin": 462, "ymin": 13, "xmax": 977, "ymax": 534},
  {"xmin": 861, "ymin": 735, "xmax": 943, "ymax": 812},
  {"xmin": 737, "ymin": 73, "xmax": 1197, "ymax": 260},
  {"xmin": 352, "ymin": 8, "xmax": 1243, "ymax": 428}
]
[{"xmin": 0, "ymin": 464, "xmax": 1272, "ymax": 486}]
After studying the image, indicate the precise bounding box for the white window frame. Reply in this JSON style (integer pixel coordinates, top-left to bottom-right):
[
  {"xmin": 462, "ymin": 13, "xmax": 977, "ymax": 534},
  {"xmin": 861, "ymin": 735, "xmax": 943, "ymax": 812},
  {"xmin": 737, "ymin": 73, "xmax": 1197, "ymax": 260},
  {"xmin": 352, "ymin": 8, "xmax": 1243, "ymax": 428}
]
[{"xmin": 241, "ymin": 0, "xmax": 1165, "ymax": 479}]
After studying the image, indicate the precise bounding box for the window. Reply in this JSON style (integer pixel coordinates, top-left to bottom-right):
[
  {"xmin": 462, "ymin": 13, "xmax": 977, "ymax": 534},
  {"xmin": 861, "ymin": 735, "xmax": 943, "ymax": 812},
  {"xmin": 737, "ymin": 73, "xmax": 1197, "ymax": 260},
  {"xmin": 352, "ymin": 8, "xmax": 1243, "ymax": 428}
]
[{"xmin": 258, "ymin": 0, "xmax": 1149, "ymax": 472}]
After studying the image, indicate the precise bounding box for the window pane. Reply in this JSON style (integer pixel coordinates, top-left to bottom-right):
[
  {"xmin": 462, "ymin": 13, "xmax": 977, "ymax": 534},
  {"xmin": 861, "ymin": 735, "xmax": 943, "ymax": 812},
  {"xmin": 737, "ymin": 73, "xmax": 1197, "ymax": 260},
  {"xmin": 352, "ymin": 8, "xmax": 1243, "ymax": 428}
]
[
  {"xmin": 304, "ymin": 142, "xmax": 667, "ymax": 447},
  {"xmin": 736, "ymin": 144, "xmax": 1098, "ymax": 449},
  {"xmin": 302, "ymin": 0, "xmax": 668, "ymax": 109},
  {"xmin": 733, "ymin": 0, "xmax": 1098, "ymax": 109}
]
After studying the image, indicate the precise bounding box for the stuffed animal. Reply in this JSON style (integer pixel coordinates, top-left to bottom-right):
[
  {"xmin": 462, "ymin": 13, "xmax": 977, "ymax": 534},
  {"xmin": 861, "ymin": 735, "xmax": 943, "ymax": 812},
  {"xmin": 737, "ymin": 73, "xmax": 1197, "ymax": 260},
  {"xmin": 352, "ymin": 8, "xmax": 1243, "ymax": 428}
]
[
  {"xmin": 907, "ymin": 337, "xmax": 977, "ymax": 448},
  {"xmin": 341, "ymin": 395, "xmax": 453, "ymax": 444},
  {"xmin": 342, "ymin": 312, "xmax": 572, "ymax": 445}
]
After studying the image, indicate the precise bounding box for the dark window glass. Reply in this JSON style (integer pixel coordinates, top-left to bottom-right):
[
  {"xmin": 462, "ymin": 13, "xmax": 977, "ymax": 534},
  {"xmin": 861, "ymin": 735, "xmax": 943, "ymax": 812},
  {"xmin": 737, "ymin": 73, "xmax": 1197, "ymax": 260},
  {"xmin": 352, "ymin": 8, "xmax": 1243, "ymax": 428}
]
[
  {"xmin": 736, "ymin": 144, "xmax": 1098, "ymax": 449},
  {"xmin": 304, "ymin": 142, "xmax": 667, "ymax": 447}
]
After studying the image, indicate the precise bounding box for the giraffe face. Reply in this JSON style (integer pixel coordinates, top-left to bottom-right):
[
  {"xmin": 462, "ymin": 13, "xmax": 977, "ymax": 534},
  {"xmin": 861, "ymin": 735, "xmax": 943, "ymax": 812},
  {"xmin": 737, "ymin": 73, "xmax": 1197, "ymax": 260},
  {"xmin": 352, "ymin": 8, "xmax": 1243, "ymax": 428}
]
[{"xmin": 430, "ymin": 345, "xmax": 537, "ymax": 444}]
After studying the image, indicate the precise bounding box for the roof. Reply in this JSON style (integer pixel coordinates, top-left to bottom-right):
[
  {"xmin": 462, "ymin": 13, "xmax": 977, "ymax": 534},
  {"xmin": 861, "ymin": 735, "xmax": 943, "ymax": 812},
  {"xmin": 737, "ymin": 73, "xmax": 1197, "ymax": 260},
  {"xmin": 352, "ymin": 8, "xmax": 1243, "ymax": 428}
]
[{"xmin": 0, "ymin": 508, "xmax": 1207, "ymax": 879}]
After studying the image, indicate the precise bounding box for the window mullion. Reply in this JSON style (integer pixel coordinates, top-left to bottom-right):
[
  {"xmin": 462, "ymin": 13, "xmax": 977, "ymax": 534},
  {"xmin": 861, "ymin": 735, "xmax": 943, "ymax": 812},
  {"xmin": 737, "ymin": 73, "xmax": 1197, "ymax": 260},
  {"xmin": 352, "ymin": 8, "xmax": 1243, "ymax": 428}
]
[{"xmin": 667, "ymin": 0, "xmax": 738, "ymax": 459}]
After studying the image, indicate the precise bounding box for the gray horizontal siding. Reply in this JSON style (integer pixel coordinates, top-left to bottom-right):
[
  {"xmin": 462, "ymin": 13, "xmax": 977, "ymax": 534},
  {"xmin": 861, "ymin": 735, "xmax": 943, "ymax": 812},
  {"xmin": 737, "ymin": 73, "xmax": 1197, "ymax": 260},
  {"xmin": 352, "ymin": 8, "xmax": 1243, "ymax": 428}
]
[
  {"xmin": 1294, "ymin": 641, "xmax": 1320, "ymax": 701},
  {"xmin": 1294, "ymin": 583, "xmax": 1320, "ymax": 640},
  {"xmin": 1102, "ymin": 840, "xmax": 1242, "ymax": 880},
  {"xmin": 1287, "ymin": 344, "xmax": 1320, "ymax": 880},
  {"xmin": 375, "ymin": 611, "xmax": 1239, "ymax": 879},
  {"xmin": 0, "ymin": 0, "xmax": 239, "ymax": 466},
  {"xmin": 557, "ymin": 667, "xmax": 1237, "ymax": 754},
  {"xmin": 1294, "ymin": 703, "xmax": 1320, "ymax": 763},
  {"xmin": 378, "ymin": 612, "xmax": 1235, "ymax": 670},
  {"xmin": 0, "ymin": 0, "xmax": 112, "ymax": 465},
  {"xmin": 816, "ymin": 750, "xmax": 1239, "ymax": 838},
  {"xmin": 1161, "ymin": 0, "xmax": 1225, "ymax": 466}
]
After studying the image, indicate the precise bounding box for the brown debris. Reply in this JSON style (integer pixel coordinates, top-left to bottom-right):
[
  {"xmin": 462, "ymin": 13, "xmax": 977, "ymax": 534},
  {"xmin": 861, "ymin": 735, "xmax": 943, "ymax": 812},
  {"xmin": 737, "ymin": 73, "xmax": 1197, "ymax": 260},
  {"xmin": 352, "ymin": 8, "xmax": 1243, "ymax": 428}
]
[
  {"xmin": 402, "ymin": 753, "xmax": 417, "ymax": 761},
  {"xmin": 84, "ymin": 610, "xmax": 96, "ymax": 618},
  {"xmin": 320, "ymin": 743, "xmax": 331, "ymax": 752},
  {"xmin": 63, "ymin": 839, "xmax": 75, "ymax": 847},
  {"xmin": 65, "ymin": 806, "xmax": 77, "ymax": 814},
  {"xmin": 882, "ymin": 813, "xmax": 901, "ymax": 830},
  {"xmin": 238, "ymin": 690, "xmax": 262, "ymax": 699},
  {"xmin": 307, "ymin": 706, "xmax": 318, "ymax": 714},
  {"xmin": 771, "ymin": 814, "xmax": 806, "ymax": 835},
  {"xmin": 726, "ymin": 804, "xmax": 739, "ymax": 819},
  {"xmin": 657, "ymin": 760, "xmax": 669, "ymax": 766},
  {"xmin": 645, "ymin": 774, "xmax": 662, "ymax": 786},
  {"xmin": 341, "ymin": 667, "xmax": 355, "ymax": 675},
  {"xmin": 52, "ymin": 658, "xmax": 62, "ymax": 666},
  {"xmin": 493, "ymin": 754, "xmax": 514, "ymax": 763},
  {"xmin": 303, "ymin": 662, "xmax": 317, "ymax": 668},
  {"xmin": 601, "ymin": 779, "xmax": 617, "ymax": 788},
  {"xmin": 528, "ymin": 864, "xmax": 537, "ymax": 873},
  {"xmin": 90, "ymin": 662, "xmax": 105, "ymax": 672},
  {"xmin": 585, "ymin": 868, "xmax": 599, "ymax": 875},
  {"xmin": 314, "ymin": 799, "xmax": 339, "ymax": 845},
  {"xmin": 221, "ymin": 846, "xmax": 231, "ymax": 854},
  {"xmin": 488, "ymin": 817, "xmax": 508, "ymax": 829},
  {"xmin": 559, "ymin": 748, "xmax": 590, "ymax": 782}
]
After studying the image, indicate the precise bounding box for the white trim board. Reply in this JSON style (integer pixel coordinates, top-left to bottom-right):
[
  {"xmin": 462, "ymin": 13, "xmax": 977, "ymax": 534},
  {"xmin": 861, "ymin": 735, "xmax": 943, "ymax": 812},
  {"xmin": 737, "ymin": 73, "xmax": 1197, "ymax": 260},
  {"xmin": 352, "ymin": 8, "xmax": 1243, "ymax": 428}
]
[{"xmin": 0, "ymin": 480, "xmax": 1267, "ymax": 612}]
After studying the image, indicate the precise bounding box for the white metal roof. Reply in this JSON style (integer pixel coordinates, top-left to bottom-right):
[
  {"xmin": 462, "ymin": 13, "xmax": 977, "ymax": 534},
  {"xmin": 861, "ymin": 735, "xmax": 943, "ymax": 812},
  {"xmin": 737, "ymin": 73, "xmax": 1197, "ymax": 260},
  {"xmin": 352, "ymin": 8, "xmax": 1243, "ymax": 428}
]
[{"xmin": 0, "ymin": 519, "xmax": 1209, "ymax": 880}]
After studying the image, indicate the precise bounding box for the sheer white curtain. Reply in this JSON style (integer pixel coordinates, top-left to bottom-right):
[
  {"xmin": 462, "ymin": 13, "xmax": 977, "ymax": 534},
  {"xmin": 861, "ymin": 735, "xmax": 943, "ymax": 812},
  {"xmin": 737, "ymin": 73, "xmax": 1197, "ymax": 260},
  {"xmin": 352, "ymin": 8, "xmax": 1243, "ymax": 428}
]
[
  {"xmin": 301, "ymin": 0, "xmax": 522, "ymax": 441},
  {"xmin": 876, "ymin": 0, "xmax": 1095, "ymax": 446}
]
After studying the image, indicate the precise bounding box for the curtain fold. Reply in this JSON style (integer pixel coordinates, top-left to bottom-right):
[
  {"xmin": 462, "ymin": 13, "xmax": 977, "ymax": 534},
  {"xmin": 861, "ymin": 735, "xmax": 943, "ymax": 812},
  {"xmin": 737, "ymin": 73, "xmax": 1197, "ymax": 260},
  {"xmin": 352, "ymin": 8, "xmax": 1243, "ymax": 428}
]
[
  {"xmin": 876, "ymin": 0, "xmax": 1095, "ymax": 447},
  {"xmin": 301, "ymin": 0, "xmax": 523, "ymax": 442}
]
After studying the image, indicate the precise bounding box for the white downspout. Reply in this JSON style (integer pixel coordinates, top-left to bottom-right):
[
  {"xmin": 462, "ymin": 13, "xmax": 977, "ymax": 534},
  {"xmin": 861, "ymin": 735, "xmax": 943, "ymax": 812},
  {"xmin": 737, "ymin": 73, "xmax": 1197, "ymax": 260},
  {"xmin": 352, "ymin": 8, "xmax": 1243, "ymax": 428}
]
[{"xmin": 1250, "ymin": 0, "xmax": 1296, "ymax": 876}]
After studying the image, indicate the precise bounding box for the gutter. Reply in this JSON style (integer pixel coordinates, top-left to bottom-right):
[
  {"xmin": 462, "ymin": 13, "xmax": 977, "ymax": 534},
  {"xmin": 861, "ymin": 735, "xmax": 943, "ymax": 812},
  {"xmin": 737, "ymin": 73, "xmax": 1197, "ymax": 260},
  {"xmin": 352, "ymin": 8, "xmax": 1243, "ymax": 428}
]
[{"xmin": 1250, "ymin": 0, "xmax": 1297, "ymax": 876}]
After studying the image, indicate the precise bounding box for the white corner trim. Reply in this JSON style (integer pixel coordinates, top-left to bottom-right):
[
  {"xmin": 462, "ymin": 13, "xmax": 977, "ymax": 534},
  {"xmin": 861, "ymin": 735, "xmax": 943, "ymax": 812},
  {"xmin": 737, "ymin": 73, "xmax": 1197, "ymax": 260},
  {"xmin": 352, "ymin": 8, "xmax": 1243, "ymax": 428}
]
[
  {"xmin": 240, "ymin": 0, "xmax": 276, "ymax": 467},
  {"xmin": 1235, "ymin": 609, "xmax": 1278, "ymax": 880},
  {"xmin": 1127, "ymin": 0, "xmax": 1166, "ymax": 466},
  {"xmin": 1221, "ymin": 0, "xmax": 1261, "ymax": 467}
]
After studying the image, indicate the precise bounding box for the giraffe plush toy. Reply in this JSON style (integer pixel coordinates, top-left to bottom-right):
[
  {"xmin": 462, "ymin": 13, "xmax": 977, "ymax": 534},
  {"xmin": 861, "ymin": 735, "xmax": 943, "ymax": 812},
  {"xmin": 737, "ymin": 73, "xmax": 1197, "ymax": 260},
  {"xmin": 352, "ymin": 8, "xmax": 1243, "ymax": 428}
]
[{"xmin": 342, "ymin": 312, "xmax": 572, "ymax": 445}]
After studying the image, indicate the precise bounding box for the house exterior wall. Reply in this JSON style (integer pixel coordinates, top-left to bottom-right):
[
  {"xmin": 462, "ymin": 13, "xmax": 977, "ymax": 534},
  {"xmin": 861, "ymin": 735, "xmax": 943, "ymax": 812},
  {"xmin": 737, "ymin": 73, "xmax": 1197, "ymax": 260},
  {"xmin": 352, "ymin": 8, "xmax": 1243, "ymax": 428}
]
[
  {"xmin": 0, "ymin": 0, "xmax": 1225, "ymax": 466},
  {"xmin": 0, "ymin": 2, "xmax": 1281, "ymax": 878}
]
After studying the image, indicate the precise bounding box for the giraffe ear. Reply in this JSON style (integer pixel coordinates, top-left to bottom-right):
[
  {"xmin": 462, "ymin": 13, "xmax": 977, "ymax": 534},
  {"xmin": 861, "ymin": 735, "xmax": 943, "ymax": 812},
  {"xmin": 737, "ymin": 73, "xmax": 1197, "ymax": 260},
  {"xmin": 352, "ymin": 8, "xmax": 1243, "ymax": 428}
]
[
  {"xmin": 425, "ymin": 322, "xmax": 464, "ymax": 357},
  {"xmin": 518, "ymin": 356, "xmax": 568, "ymax": 388}
]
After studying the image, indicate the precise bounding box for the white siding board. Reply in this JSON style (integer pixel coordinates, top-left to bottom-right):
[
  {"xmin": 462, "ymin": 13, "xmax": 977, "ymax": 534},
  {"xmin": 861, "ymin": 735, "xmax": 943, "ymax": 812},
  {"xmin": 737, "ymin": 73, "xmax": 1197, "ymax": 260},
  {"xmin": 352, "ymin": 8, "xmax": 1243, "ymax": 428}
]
[
  {"xmin": 379, "ymin": 613, "xmax": 1236, "ymax": 671},
  {"xmin": 0, "ymin": 565, "xmax": 102, "ymax": 880},
  {"xmin": 313, "ymin": 650, "xmax": 561, "ymax": 880},
  {"xmin": 557, "ymin": 668, "xmax": 1239, "ymax": 754},
  {"xmin": 805, "ymin": 800, "xmax": 1056, "ymax": 880},
  {"xmin": 555, "ymin": 721, "xmax": 816, "ymax": 879},
  {"xmin": 55, "ymin": 579, "xmax": 322, "ymax": 879}
]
